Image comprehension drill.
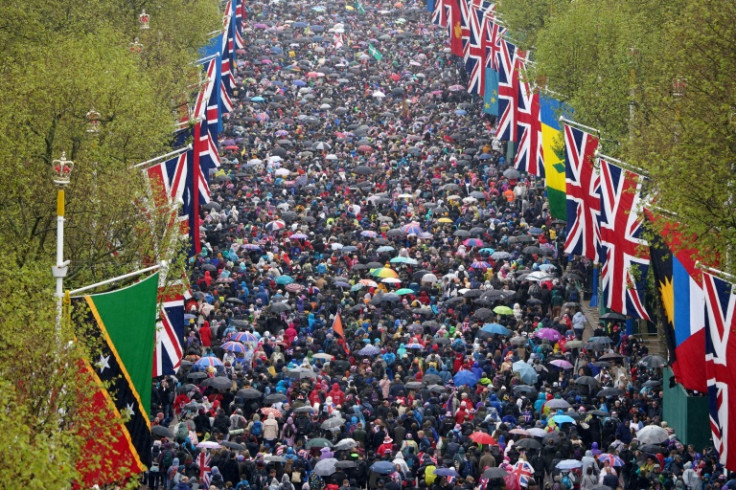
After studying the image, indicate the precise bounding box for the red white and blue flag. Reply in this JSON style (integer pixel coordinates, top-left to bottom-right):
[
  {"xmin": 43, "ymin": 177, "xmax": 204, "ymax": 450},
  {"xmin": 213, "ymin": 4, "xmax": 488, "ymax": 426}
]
[
  {"xmin": 511, "ymin": 460, "xmax": 534, "ymax": 487},
  {"xmin": 464, "ymin": 1, "xmax": 494, "ymax": 95},
  {"xmin": 431, "ymin": 0, "xmax": 452, "ymax": 28},
  {"xmin": 514, "ymin": 80, "xmax": 544, "ymax": 176},
  {"xmin": 153, "ymin": 287, "xmax": 185, "ymax": 377},
  {"xmin": 198, "ymin": 451, "xmax": 212, "ymax": 488},
  {"xmin": 563, "ymin": 125, "xmax": 601, "ymax": 261},
  {"xmin": 484, "ymin": 17, "xmax": 505, "ymax": 71},
  {"xmin": 495, "ymin": 39, "xmax": 520, "ymax": 141},
  {"xmin": 598, "ymin": 159, "xmax": 650, "ymax": 320},
  {"xmin": 703, "ymin": 269, "xmax": 736, "ymax": 470}
]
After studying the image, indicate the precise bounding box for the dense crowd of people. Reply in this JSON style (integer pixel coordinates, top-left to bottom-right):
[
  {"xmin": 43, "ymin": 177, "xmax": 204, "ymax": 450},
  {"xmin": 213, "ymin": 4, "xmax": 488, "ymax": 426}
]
[{"xmin": 142, "ymin": 0, "xmax": 733, "ymax": 489}]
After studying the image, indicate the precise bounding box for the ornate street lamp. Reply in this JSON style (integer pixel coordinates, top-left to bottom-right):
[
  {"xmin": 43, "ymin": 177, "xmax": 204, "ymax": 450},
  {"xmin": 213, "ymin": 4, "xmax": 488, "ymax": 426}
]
[
  {"xmin": 51, "ymin": 152, "xmax": 73, "ymax": 332},
  {"xmin": 139, "ymin": 9, "xmax": 150, "ymax": 30},
  {"xmin": 86, "ymin": 107, "xmax": 101, "ymax": 134},
  {"xmin": 130, "ymin": 37, "xmax": 144, "ymax": 53}
]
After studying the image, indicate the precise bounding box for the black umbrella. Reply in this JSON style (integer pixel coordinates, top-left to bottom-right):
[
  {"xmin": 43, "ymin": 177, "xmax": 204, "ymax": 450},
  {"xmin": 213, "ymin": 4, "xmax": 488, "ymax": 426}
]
[
  {"xmin": 176, "ymin": 383, "xmax": 197, "ymax": 393},
  {"xmin": 639, "ymin": 355, "xmax": 667, "ymax": 369},
  {"xmin": 597, "ymin": 387, "xmax": 623, "ymax": 398},
  {"xmin": 188, "ymin": 371, "xmax": 208, "ymax": 380},
  {"xmin": 600, "ymin": 311, "xmax": 627, "ymax": 321},
  {"xmin": 482, "ymin": 467, "xmax": 509, "ymax": 479},
  {"xmin": 152, "ymin": 425, "xmax": 174, "ymax": 438},
  {"xmin": 515, "ymin": 438, "xmax": 542, "ymax": 450},
  {"xmin": 270, "ymin": 301, "xmax": 292, "ymax": 313},
  {"xmin": 202, "ymin": 376, "xmax": 233, "ymax": 391},
  {"xmin": 237, "ymin": 388, "xmax": 263, "ymax": 399},
  {"xmin": 220, "ymin": 441, "xmax": 245, "ymax": 450},
  {"xmin": 423, "ymin": 374, "xmax": 442, "ymax": 385},
  {"xmin": 265, "ymin": 393, "xmax": 288, "ymax": 404}
]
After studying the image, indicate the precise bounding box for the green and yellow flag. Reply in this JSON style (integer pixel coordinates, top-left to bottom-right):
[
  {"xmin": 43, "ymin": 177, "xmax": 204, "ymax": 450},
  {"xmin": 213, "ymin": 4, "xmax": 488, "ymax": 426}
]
[
  {"xmin": 540, "ymin": 95, "xmax": 572, "ymax": 219},
  {"xmin": 73, "ymin": 272, "xmax": 159, "ymax": 482}
]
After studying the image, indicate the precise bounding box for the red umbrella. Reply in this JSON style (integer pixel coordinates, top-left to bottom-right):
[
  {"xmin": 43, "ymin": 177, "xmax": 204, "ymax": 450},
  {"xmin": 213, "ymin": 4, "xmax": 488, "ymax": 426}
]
[
  {"xmin": 357, "ymin": 145, "xmax": 373, "ymax": 153},
  {"xmin": 469, "ymin": 432, "xmax": 496, "ymax": 445}
]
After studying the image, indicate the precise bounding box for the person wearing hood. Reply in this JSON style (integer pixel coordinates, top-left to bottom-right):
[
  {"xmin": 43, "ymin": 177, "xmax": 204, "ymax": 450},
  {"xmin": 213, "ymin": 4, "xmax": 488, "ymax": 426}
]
[
  {"xmin": 199, "ymin": 320, "xmax": 212, "ymax": 348},
  {"xmin": 328, "ymin": 382, "xmax": 345, "ymax": 406},
  {"xmin": 262, "ymin": 412, "xmax": 279, "ymax": 447},
  {"xmin": 210, "ymin": 466, "xmax": 225, "ymax": 488}
]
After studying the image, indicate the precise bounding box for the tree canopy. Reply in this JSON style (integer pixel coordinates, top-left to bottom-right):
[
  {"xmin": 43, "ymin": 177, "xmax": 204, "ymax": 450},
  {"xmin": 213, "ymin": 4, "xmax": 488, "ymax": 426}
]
[
  {"xmin": 497, "ymin": 0, "xmax": 736, "ymax": 272},
  {"xmin": 0, "ymin": 0, "xmax": 220, "ymax": 485}
]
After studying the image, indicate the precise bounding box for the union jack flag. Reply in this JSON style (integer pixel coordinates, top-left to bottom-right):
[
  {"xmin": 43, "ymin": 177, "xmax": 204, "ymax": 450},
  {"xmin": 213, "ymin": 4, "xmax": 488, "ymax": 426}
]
[
  {"xmin": 495, "ymin": 39, "xmax": 520, "ymax": 141},
  {"xmin": 511, "ymin": 460, "xmax": 534, "ymax": 487},
  {"xmin": 145, "ymin": 151, "xmax": 190, "ymax": 236},
  {"xmin": 198, "ymin": 451, "xmax": 212, "ymax": 488},
  {"xmin": 484, "ymin": 18, "xmax": 505, "ymax": 71},
  {"xmin": 514, "ymin": 79, "xmax": 544, "ymax": 176},
  {"xmin": 193, "ymin": 59, "xmax": 217, "ymax": 121},
  {"xmin": 431, "ymin": 0, "xmax": 452, "ymax": 27},
  {"xmin": 464, "ymin": 1, "xmax": 494, "ymax": 95},
  {"xmin": 598, "ymin": 158, "xmax": 650, "ymax": 320},
  {"xmin": 234, "ymin": 0, "xmax": 244, "ymax": 35},
  {"xmin": 563, "ymin": 125, "xmax": 601, "ymax": 261},
  {"xmin": 703, "ymin": 270, "xmax": 736, "ymax": 470},
  {"xmin": 153, "ymin": 286, "xmax": 185, "ymax": 377},
  {"xmin": 457, "ymin": 0, "xmax": 471, "ymax": 60}
]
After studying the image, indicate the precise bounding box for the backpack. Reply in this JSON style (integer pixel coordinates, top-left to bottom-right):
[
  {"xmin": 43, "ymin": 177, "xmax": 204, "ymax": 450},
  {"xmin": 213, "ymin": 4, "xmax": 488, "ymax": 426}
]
[
  {"xmin": 251, "ymin": 420, "xmax": 263, "ymax": 437},
  {"xmin": 176, "ymin": 422, "xmax": 188, "ymax": 442},
  {"xmin": 161, "ymin": 449, "xmax": 174, "ymax": 468}
]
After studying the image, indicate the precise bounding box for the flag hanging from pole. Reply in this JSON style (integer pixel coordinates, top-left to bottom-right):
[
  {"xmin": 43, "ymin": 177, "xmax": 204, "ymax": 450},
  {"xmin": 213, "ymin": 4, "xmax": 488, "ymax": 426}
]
[
  {"xmin": 73, "ymin": 273, "xmax": 159, "ymax": 485},
  {"xmin": 368, "ymin": 44, "xmax": 382, "ymax": 61},
  {"xmin": 332, "ymin": 312, "xmax": 350, "ymax": 355},
  {"xmin": 703, "ymin": 269, "xmax": 736, "ymax": 470}
]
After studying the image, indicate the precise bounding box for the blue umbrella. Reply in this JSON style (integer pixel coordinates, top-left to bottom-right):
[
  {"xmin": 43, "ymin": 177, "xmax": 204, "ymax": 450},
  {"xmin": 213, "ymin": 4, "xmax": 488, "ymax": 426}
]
[
  {"xmin": 358, "ymin": 345, "xmax": 381, "ymax": 356},
  {"xmin": 310, "ymin": 25, "xmax": 325, "ymax": 32},
  {"xmin": 478, "ymin": 153, "xmax": 493, "ymax": 160},
  {"xmin": 551, "ymin": 414, "xmax": 577, "ymax": 425},
  {"xmin": 434, "ymin": 467, "xmax": 460, "ymax": 477},
  {"xmin": 334, "ymin": 281, "xmax": 350, "ymax": 288},
  {"xmin": 512, "ymin": 360, "xmax": 538, "ymax": 384},
  {"xmin": 478, "ymin": 247, "xmax": 496, "ymax": 255},
  {"xmin": 556, "ymin": 459, "xmax": 583, "ymax": 470},
  {"xmin": 481, "ymin": 323, "xmax": 511, "ymax": 336},
  {"xmin": 453, "ymin": 369, "xmax": 479, "ymax": 387},
  {"xmin": 270, "ymin": 46, "xmax": 283, "ymax": 54},
  {"xmin": 370, "ymin": 461, "xmax": 395, "ymax": 474},
  {"xmin": 222, "ymin": 341, "xmax": 247, "ymax": 354},
  {"xmin": 376, "ymin": 246, "xmax": 395, "ymax": 253},
  {"xmin": 275, "ymin": 275, "xmax": 294, "ymax": 285},
  {"xmin": 250, "ymin": 96, "xmax": 265, "ymax": 102},
  {"xmin": 293, "ymin": 21, "xmax": 308, "ymax": 28},
  {"xmin": 454, "ymin": 109, "xmax": 467, "ymax": 116},
  {"xmin": 350, "ymin": 283, "xmax": 365, "ymax": 292},
  {"xmin": 292, "ymin": 80, "xmax": 307, "ymax": 87}
]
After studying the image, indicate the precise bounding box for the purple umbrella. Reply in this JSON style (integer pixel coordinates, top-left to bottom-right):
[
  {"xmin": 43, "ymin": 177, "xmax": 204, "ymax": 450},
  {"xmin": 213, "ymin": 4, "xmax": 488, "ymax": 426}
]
[{"xmin": 533, "ymin": 328, "xmax": 562, "ymax": 341}]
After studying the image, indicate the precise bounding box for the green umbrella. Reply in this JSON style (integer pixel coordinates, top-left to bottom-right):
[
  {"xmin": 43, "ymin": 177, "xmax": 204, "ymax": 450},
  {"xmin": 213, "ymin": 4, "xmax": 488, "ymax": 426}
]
[
  {"xmin": 493, "ymin": 305, "xmax": 514, "ymax": 315},
  {"xmin": 396, "ymin": 288, "xmax": 415, "ymax": 295}
]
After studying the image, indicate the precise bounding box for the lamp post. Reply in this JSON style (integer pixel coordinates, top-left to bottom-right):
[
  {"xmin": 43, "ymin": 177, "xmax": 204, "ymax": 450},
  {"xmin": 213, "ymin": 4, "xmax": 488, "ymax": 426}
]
[{"xmin": 52, "ymin": 152, "xmax": 73, "ymax": 334}]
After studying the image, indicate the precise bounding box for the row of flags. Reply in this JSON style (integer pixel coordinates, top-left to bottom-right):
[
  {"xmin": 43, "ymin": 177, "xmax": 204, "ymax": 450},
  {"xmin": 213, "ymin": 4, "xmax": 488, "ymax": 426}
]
[
  {"xmin": 430, "ymin": 0, "xmax": 736, "ymax": 471},
  {"xmin": 144, "ymin": 0, "xmax": 247, "ymax": 379},
  {"xmin": 73, "ymin": 1, "xmax": 247, "ymax": 485},
  {"xmin": 561, "ymin": 105, "xmax": 736, "ymax": 472},
  {"xmin": 431, "ymin": 0, "xmax": 571, "ymax": 218}
]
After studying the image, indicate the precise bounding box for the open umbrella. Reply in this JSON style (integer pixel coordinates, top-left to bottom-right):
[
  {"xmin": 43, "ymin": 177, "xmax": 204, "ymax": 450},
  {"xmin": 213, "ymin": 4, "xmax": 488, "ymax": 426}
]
[
  {"xmin": 306, "ymin": 438, "xmax": 334, "ymax": 448},
  {"xmin": 236, "ymin": 388, "xmax": 263, "ymax": 399},
  {"xmin": 534, "ymin": 328, "xmax": 562, "ymax": 341},
  {"xmin": 597, "ymin": 453, "xmax": 624, "ymax": 467},
  {"xmin": 202, "ymin": 376, "xmax": 233, "ymax": 391},
  {"xmin": 194, "ymin": 357, "xmax": 223, "ymax": 370},
  {"xmin": 638, "ymin": 355, "xmax": 667, "ymax": 369},
  {"xmin": 469, "ymin": 432, "xmax": 496, "ymax": 445},
  {"xmin": 549, "ymin": 359, "xmax": 573, "ymax": 370},
  {"xmin": 434, "ymin": 468, "xmax": 460, "ymax": 477},
  {"xmin": 314, "ymin": 458, "xmax": 338, "ymax": 476},
  {"xmin": 512, "ymin": 361, "xmax": 538, "ymax": 384},
  {"xmin": 152, "ymin": 425, "xmax": 174, "ymax": 438},
  {"xmin": 481, "ymin": 323, "xmax": 511, "ymax": 336},
  {"xmin": 636, "ymin": 425, "xmax": 669, "ymax": 445},
  {"xmin": 453, "ymin": 370, "xmax": 479, "ymax": 387},
  {"xmin": 545, "ymin": 399, "xmax": 571, "ymax": 410},
  {"xmin": 515, "ymin": 438, "xmax": 542, "ymax": 450},
  {"xmin": 334, "ymin": 438, "xmax": 359, "ymax": 450},
  {"xmin": 556, "ymin": 459, "xmax": 583, "ymax": 470},
  {"xmin": 370, "ymin": 461, "xmax": 396, "ymax": 474}
]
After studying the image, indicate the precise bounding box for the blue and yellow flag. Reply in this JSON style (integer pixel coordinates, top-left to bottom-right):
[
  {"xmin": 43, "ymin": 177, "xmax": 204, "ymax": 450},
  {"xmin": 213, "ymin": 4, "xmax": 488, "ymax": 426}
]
[
  {"xmin": 540, "ymin": 95, "xmax": 572, "ymax": 219},
  {"xmin": 483, "ymin": 67, "xmax": 499, "ymax": 116}
]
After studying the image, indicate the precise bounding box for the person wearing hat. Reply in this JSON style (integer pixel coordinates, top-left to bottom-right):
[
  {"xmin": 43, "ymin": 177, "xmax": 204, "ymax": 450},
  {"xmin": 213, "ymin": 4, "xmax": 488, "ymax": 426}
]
[{"xmin": 377, "ymin": 435, "xmax": 394, "ymax": 458}]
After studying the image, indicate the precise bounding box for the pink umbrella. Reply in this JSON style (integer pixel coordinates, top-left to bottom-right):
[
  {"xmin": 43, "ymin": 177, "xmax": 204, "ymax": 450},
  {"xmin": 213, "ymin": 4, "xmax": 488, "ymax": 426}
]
[{"xmin": 549, "ymin": 359, "xmax": 574, "ymax": 370}]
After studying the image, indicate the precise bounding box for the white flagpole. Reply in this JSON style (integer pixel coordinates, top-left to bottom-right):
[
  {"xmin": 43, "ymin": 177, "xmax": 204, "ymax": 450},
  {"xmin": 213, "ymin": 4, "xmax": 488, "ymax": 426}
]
[
  {"xmin": 133, "ymin": 145, "xmax": 191, "ymax": 169},
  {"xmin": 69, "ymin": 262, "xmax": 164, "ymax": 297}
]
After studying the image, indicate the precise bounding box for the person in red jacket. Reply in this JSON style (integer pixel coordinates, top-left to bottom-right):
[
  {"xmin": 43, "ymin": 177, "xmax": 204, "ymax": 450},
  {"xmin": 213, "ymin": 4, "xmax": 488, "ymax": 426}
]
[
  {"xmin": 328, "ymin": 382, "xmax": 345, "ymax": 407},
  {"xmin": 377, "ymin": 436, "xmax": 394, "ymax": 457},
  {"xmin": 199, "ymin": 321, "xmax": 212, "ymax": 348}
]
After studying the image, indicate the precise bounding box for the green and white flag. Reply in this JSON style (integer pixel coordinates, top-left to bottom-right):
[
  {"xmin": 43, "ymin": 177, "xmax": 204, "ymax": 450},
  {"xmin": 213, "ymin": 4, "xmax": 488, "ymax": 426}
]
[
  {"xmin": 355, "ymin": 0, "xmax": 366, "ymax": 14},
  {"xmin": 368, "ymin": 43, "xmax": 383, "ymax": 61}
]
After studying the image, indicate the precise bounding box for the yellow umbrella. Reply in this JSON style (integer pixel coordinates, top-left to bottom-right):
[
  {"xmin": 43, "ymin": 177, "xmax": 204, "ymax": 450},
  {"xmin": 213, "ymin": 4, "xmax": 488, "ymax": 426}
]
[
  {"xmin": 438, "ymin": 217, "xmax": 453, "ymax": 223},
  {"xmin": 345, "ymin": 5, "xmax": 354, "ymax": 10},
  {"xmin": 371, "ymin": 267, "xmax": 399, "ymax": 279}
]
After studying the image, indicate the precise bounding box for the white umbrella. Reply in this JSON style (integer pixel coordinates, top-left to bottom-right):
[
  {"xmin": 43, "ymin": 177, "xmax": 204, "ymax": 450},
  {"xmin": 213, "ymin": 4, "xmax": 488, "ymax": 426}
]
[
  {"xmin": 636, "ymin": 425, "xmax": 669, "ymax": 445},
  {"xmin": 372, "ymin": 90, "xmax": 386, "ymax": 98},
  {"xmin": 421, "ymin": 273, "xmax": 438, "ymax": 283}
]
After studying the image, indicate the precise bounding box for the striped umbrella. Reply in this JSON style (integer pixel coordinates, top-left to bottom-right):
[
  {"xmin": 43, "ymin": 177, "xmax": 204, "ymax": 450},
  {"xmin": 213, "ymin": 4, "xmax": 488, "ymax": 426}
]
[
  {"xmin": 401, "ymin": 222, "xmax": 423, "ymax": 235},
  {"xmin": 463, "ymin": 238, "xmax": 485, "ymax": 248},
  {"xmin": 265, "ymin": 220, "xmax": 286, "ymax": 232}
]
